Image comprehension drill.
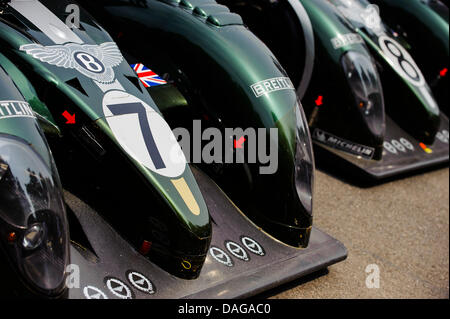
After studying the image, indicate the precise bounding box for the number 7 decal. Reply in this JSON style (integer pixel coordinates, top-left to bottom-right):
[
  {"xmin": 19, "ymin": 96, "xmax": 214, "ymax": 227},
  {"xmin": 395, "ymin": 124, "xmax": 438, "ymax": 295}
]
[{"xmin": 107, "ymin": 102, "xmax": 166, "ymax": 169}]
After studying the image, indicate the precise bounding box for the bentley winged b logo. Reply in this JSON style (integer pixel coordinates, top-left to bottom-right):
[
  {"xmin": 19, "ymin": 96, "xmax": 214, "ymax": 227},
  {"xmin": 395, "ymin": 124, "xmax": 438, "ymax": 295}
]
[{"xmin": 20, "ymin": 42, "xmax": 123, "ymax": 83}]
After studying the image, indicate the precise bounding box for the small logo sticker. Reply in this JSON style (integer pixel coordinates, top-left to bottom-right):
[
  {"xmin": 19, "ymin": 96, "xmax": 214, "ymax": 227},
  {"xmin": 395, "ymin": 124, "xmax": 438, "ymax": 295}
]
[
  {"xmin": 83, "ymin": 286, "xmax": 108, "ymax": 299},
  {"xmin": 241, "ymin": 236, "xmax": 265, "ymax": 256},
  {"xmin": 20, "ymin": 42, "xmax": 123, "ymax": 83},
  {"xmin": 251, "ymin": 77, "xmax": 295, "ymax": 98},
  {"xmin": 131, "ymin": 63, "xmax": 167, "ymax": 88},
  {"xmin": 0, "ymin": 101, "xmax": 35, "ymax": 120},
  {"xmin": 313, "ymin": 129, "xmax": 375, "ymax": 159},
  {"xmin": 126, "ymin": 271, "xmax": 155, "ymax": 295},
  {"xmin": 225, "ymin": 241, "xmax": 250, "ymax": 262},
  {"xmin": 331, "ymin": 33, "xmax": 364, "ymax": 49},
  {"xmin": 209, "ymin": 246, "xmax": 234, "ymax": 267},
  {"xmin": 104, "ymin": 277, "xmax": 134, "ymax": 299}
]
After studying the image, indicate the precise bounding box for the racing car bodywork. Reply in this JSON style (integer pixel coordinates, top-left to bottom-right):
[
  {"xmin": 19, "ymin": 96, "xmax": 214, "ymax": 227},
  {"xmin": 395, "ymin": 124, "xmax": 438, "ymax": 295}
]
[
  {"xmin": 0, "ymin": 0, "xmax": 211, "ymax": 280},
  {"xmin": 220, "ymin": 0, "xmax": 449, "ymax": 180},
  {"xmin": 0, "ymin": 0, "xmax": 347, "ymax": 298},
  {"xmin": 78, "ymin": 0, "xmax": 316, "ymax": 248},
  {"xmin": 370, "ymin": 0, "xmax": 449, "ymax": 115},
  {"xmin": 0, "ymin": 63, "xmax": 70, "ymax": 297}
]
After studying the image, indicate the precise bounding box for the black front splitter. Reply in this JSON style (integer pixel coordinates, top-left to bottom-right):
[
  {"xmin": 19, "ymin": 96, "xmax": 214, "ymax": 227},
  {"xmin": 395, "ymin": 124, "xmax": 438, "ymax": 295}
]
[
  {"xmin": 314, "ymin": 114, "xmax": 449, "ymax": 182},
  {"xmin": 66, "ymin": 168, "xmax": 347, "ymax": 299}
]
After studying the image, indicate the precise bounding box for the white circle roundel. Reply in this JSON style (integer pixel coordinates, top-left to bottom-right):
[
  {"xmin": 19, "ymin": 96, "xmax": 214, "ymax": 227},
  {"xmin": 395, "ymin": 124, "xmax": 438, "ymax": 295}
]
[
  {"xmin": 102, "ymin": 91, "xmax": 187, "ymax": 178},
  {"xmin": 378, "ymin": 35, "xmax": 425, "ymax": 87}
]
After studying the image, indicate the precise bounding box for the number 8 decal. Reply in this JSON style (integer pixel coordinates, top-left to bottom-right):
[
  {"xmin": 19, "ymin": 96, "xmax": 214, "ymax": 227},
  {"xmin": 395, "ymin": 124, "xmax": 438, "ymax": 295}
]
[
  {"xmin": 378, "ymin": 35, "xmax": 425, "ymax": 87},
  {"xmin": 74, "ymin": 52, "xmax": 105, "ymax": 74}
]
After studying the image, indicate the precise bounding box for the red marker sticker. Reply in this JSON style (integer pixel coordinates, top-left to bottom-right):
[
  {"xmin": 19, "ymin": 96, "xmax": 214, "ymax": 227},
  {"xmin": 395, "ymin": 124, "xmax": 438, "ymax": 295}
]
[
  {"xmin": 139, "ymin": 240, "xmax": 152, "ymax": 256},
  {"xmin": 419, "ymin": 143, "xmax": 433, "ymax": 154},
  {"xmin": 62, "ymin": 111, "xmax": 76, "ymax": 124},
  {"xmin": 315, "ymin": 95, "xmax": 323, "ymax": 106},
  {"xmin": 234, "ymin": 137, "xmax": 246, "ymax": 149}
]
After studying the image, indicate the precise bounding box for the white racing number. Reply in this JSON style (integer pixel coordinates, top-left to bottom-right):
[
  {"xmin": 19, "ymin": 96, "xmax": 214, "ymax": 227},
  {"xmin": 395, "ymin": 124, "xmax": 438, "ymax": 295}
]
[
  {"xmin": 379, "ymin": 35, "xmax": 425, "ymax": 87},
  {"xmin": 74, "ymin": 52, "xmax": 105, "ymax": 73},
  {"xmin": 384, "ymin": 138, "xmax": 415, "ymax": 155},
  {"xmin": 391, "ymin": 139, "xmax": 406, "ymax": 153},
  {"xmin": 436, "ymin": 130, "xmax": 449, "ymax": 144},
  {"xmin": 103, "ymin": 91, "xmax": 187, "ymax": 178},
  {"xmin": 383, "ymin": 141, "xmax": 397, "ymax": 154},
  {"xmin": 399, "ymin": 138, "xmax": 414, "ymax": 151}
]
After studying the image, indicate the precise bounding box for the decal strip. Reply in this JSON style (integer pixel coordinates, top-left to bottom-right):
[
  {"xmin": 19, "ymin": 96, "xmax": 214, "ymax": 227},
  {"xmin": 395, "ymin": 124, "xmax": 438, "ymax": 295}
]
[
  {"xmin": 0, "ymin": 101, "xmax": 35, "ymax": 120},
  {"xmin": 331, "ymin": 33, "xmax": 364, "ymax": 49},
  {"xmin": 251, "ymin": 77, "xmax": 295, "ymax": 98},
  {"xmin": 10, "ymin": 0, "xmax": 83, "ymax": 45},
  {"xmin": 171, "ymin": 178, "xmax": 200, "ymax": 216},
  {"xmin": 313, "ymin": 128, "xmax": 375, "ymax": 159}
]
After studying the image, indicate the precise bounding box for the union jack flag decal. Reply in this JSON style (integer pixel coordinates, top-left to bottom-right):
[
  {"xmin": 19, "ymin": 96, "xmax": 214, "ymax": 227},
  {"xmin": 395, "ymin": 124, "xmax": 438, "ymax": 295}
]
[{"xmin": 131, "ymin": 63, "xmax": 167, "ymax": 88}]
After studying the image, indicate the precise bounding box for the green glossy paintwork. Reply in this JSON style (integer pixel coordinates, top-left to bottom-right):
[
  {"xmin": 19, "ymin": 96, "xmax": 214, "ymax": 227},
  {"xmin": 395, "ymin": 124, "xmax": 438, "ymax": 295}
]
[
  {"xmin": 279, "ymin": 0, "xmax": 383, "ymax": 157},
  {"xmin": 80, "ymin": 0, "xmax": 315, "ymax": 247},
  {"xmin": 95, "ymin": 118, "xmax": 210, "ymax": 237},
  {"xmin": 0, "ymin": 65, "xmax": 53, "ymax": 169},
  {"xmin": 373, "ymin": 0, "xmax": 448, "ymax": 54},
  {"xmin": 323, "ymin": 0, "xmax": 440, "ymax": 140},
  {"xmin": 295, "ymin": 0, "xmax": 441, "ymax": 144},
  {"xmin": 0, "ymin": 0, "xmax": 211, "ymax": 277},
  {"xmin": 370, "ymin": 0, "xmax": 449, "ymax": 115},
  {"xmin": 332, "ymin": 0, "xmax": 440, "ymax": 111},
  {"xmin": 0, "ymin": 52, "xmax": 60, "ymax": 136}
]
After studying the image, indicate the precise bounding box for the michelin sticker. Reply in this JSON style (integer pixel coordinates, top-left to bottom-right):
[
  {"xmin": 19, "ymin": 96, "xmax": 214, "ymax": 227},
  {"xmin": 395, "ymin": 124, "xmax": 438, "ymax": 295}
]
[
  {"xmin": 0, "ymin": 101, "xmax": 35, "ymax": 120},
  {"xmin": 313, "ymin": 129, "xmax": 375, "ymax": 159},
  {"xmin": 102, "ymin": 90, "xmax": 187, "ymax": 178},
  {"xmin": 20, "ymin": 42, "xmax": 123, "ymax": 84}
]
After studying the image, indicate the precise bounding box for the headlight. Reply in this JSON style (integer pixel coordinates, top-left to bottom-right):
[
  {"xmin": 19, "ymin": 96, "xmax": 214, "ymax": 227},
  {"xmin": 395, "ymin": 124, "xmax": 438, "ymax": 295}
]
[
  {"xmin": 294, "ymin": 103, "xmax": 315, "ymax": 216},
  {"xmin": 341, "ymin": 51, "xmax": 385, "ymax": 137},
  {"xmin": 0, "ymin": 135, "xmax": 69, "ymax": 296}
]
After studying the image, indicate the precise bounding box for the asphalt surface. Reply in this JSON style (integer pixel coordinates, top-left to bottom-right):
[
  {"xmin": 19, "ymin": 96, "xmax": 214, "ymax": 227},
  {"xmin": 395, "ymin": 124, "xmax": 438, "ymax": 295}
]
[{"xmin": 267, "ymin": 167, "xmax": 449, "ymax": 299}]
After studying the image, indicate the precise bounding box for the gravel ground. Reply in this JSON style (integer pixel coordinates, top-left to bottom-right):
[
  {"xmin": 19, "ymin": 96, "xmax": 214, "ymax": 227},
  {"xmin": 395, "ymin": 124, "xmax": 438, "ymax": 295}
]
[{"xmin": 269, "ymin": 167, "xmax": 449, "ymax": 299}]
